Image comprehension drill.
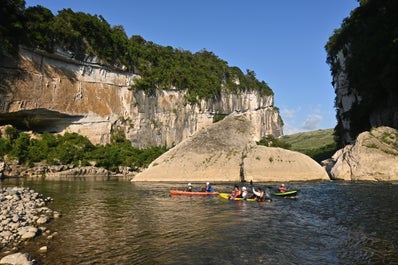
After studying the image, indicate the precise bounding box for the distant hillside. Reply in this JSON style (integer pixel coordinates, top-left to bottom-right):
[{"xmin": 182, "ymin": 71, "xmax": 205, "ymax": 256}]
[{"xmin": 281, "ymin": 129, "xmax": 337, "ymax": 163}]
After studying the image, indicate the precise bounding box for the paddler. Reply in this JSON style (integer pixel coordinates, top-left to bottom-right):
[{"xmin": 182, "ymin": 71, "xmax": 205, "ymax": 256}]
[{"xmin": 185, "ymin": 183, "xmax": 193, "ymax": 192}]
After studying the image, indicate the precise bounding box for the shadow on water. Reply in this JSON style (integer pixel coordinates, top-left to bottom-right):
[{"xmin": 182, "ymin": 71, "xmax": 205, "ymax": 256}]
[{"xmin": 2, "ymin": 180, "xmax": 398, "ymax": 264}]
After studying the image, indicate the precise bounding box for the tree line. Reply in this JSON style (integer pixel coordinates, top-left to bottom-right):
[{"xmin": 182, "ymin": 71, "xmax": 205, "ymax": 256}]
[
  {"xmin": 1, "ymin": 0, "xmax": 273, "ymax": 104},
  {"xmin": 0, "ymin": 126, "xmax": 168, "ymax": 171}
]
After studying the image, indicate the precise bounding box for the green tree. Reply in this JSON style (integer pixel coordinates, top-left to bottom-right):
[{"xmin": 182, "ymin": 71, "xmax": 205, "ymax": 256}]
[
  {"xmin": 24, "ymin": 5, "xmax": 54, "ymax": 51},
  {"xmin": 0, "ymin": 0, "xmax": 26, "ymax": 56},
  {"xmin": 0, "ymin": 138, "xmax": 10, "ymax": 158},
  {"xmin": 9, "ymin": 133, "xmax": 30, "ymax": 164}
]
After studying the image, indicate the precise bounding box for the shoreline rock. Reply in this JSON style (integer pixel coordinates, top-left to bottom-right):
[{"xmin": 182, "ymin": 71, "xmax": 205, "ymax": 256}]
[
  {"xmin": 0, "ymin": 252, "xmax": 33, "ymax": 265},
  {"xmin": 1, "ymin": 163, "xmax": 135, "ymax": 181},
  {"xmin": 0, "ymin": 187, "xmax": 58, "ymax": 252},
  {"xmin": 327, "ymin": 126, "xmax": 398, "ymax": 181}
]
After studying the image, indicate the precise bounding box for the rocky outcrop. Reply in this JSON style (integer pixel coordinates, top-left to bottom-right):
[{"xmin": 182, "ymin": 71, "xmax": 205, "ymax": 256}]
[
  {"xmin": 0, "ymin": 48, "xmax": 283, "ymax": 148},
  {"xmin": 132, "ymin": 113, "xmax": 329, "ymax": 182},
  {"xmin": 329, "ymin": 126, "xmax": 398, "ymax": 181}
]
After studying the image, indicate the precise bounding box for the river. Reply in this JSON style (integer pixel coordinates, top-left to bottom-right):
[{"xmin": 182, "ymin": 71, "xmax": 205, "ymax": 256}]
[{"xmin": 2, "ymin": 180, "xmax": 398, "ymax": 264}]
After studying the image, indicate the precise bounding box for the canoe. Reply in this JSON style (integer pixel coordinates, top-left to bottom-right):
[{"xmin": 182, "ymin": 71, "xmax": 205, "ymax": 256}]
[
  {"xmin": 273, "ymin": 190, "xmax": 298, "ymax": 197},
  {"xmin": 219, "ymin": 193, "xmax": 256, "ymax": 201},
  {"xmin": 169, "ymin": 190, "xmax": 219, "ymax": 195}
]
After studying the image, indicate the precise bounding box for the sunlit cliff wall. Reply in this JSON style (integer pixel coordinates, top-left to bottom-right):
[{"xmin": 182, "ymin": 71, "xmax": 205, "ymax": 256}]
[{"xmin": 0, "ymin": 48, "xmax": 283, "ymax": 147}]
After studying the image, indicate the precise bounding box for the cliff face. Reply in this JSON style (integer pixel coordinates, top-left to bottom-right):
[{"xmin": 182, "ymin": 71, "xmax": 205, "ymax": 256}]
[
  {"xmin": 328, "ymin": 0, "xmax": 398, "ymax": 145},
  {"xmin": 333, "ymin": 48, "xmax": 398, "ymax": 145},
  {"xmin": 0, "ymin": 48, "xmax": 283, "ymax": 147},
  {"xmin": 332, "ymin": 49, "xmax": 362, "ymax": 144}
]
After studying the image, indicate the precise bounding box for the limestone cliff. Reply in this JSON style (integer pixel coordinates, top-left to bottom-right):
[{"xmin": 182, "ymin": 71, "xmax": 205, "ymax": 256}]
[
  {"xmin": 327, "ymin": 0, "xmax": 398, "ymax": 145},
  {"xmin": 332, "ymin": 48, "xmax": 398, "ymax": 145},
  {"xmin": 332, "ymin": 48, "xmax": 362, "ymax": 144},
  {"xmin": 132, "ymin": 113, "xmax": 329, "ymax": 182},
  {"xmin": 0, "ymin": 48, "xmax": 283, "ymax": 147}
]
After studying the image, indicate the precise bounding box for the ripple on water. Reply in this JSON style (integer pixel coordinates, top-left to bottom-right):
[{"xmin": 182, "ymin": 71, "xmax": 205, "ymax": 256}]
[{"xmin": 10, "ymin": 180, "xmax": 398, "ymax": 265}]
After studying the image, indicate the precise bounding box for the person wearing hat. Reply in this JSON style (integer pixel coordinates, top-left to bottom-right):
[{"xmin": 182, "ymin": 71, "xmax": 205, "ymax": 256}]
[
  {"xmin": 238, "ymin": 186, "xmax": 248, "ymax": 199},
  {"xmin": 201, "ymin": 182, "xmax": 214, "ymax": 192},
  {"xmin": 279, "ymin": 183, "xmax": 287, "ymax": 193},
  {"xmin": 185, "ymin": 183, "xmax": 193, "ymax": 192}
]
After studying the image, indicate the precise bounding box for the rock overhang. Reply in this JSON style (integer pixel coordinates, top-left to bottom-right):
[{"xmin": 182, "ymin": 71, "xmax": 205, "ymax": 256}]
[{"xmin": 0, "ymin": 108, "xmax": 84, "ymax": 133}]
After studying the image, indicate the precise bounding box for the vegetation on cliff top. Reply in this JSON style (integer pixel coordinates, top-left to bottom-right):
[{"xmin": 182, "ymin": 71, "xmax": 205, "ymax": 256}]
[
  {"xmin": 325, "ymin": 0, "xmax": 398, "ymax": 146},
  {"xmin": 0, "ymin": 0, "xmax": 273, "ymax": 104}
]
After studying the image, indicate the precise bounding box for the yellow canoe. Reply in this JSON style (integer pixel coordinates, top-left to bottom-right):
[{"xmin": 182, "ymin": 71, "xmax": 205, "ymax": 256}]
[{"xmin": 219, "ymin": 193, "xmax": 257, "ymax": 201}]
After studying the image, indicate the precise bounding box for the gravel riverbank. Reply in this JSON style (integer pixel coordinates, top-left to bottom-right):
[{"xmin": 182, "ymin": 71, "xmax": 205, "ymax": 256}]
[{"xmin": 0, "ymin": 186, "xmax": 60, "ymax": 264}]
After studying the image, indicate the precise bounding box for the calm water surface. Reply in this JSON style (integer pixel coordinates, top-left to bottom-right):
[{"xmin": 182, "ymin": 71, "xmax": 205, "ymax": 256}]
[{"xmin": 2, "ymin": 180, "xmax": 398, "ymax": 265}]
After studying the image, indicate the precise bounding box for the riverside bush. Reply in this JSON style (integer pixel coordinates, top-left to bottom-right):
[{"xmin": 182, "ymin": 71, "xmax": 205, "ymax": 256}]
[{"xmin": 1, "ymin": 130, "xmax": 168, "ymax": 171}]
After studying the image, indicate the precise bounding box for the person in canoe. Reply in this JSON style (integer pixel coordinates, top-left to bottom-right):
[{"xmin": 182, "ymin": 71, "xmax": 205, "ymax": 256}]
[
  {"xmin": 201, "ymin": 182, "xmax": 214, "ymax": 192},
  {"xmin": 279, "ymin": 183, "xmax": 287, "ymax": 193},
  {"xmin": 251, "ymin": 187, "xmax": 272, "ymax": 202},
  {"xmin": 185, "ymin": 183, "xmax": 193, "ymax": 192},
  {"xmin": 251, "ymin": 187, "xmax": 264, "ymax": 201},
  {"xmin": 237, "ymin": 186, "xmax": 248, "ymax": 199},
  {"xmin": 229, "ymin": 185, "xmax": 241, "ymax": 199}
]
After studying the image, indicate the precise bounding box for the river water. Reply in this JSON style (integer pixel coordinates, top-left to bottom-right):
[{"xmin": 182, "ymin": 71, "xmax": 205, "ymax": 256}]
[{"xmin": 2, "ymin": 180, "xmax": 398, "ymax": 265}]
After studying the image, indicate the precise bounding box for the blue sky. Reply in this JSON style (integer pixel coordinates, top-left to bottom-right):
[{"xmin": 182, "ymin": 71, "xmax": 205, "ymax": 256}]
[{"xmin": 25, "ymin": 0, "xmax": 359, "ymax": 135}]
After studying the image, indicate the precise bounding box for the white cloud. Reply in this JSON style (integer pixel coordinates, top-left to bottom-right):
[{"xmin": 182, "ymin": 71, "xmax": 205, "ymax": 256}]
[
  {"xmin": 301, "ymin": 114, "xmax": 323, "ymax": 131},
  {"xmin": 280, "ymin": 107, "xmax": 302, "ymax": 135},
  {"xmin": 283, "ymin": 123, "xmax": 301, "ymax": 135},
  {"xmin": 281, "ymin": 108, "xmax": 298, "ymax": 119}
]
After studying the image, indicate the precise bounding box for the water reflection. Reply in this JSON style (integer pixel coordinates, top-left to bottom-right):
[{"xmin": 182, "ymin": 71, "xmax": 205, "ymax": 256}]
[{"xmin": 2, "ymin": 180, "xmax": 398, "ymax": 264}]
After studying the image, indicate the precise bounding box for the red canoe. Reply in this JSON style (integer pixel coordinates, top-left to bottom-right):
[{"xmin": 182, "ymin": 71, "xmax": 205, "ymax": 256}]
[{"xmin": 169, "ymin": 190, "xmax": 219, "ymax": 195}]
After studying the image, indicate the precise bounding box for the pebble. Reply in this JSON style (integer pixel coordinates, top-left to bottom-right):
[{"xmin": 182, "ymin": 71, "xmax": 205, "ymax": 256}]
[
  {"xmin": 38, "ymin": 246, "xmax": 47, "ymax": 253},
  {"xmin": 0, "ymin": 187, "xmax": 57, "ymax": 250}
]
